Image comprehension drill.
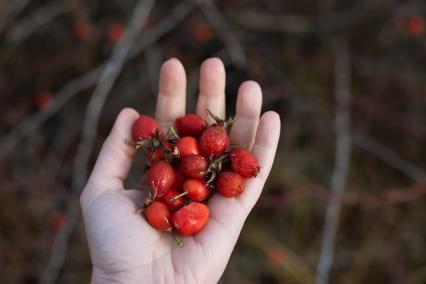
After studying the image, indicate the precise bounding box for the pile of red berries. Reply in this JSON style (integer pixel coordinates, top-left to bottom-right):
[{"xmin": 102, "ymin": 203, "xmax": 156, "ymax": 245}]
[{"xmin": 130, "ymin": 110, "xmax": 259, "ymax": 245}]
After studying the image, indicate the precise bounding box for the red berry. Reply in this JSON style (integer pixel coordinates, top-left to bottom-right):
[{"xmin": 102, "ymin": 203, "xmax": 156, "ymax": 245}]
[
  {"xmin": 147, "ymin": 161, "xmax": 175, "ymax": 199},
  {"xmin": 108, "ymin": 22, "xmax": 125, "ymax": 43},
  {"xmin": 172, "ymin": 202, "xmax": 209, "ymax": 235},
  {"xmin": 182, "ymin": 178, "xmax": 210, "ymax": 202},
  {"xmin": 49, "ymin": 212, "xmax": 66, "ymax": 232},
  {"xmin": 145, "ymin": 201, "xmax": 172, "ymax": 231},
  {"xmin": 172, "ymin": 168, "xmax": 185, "ymax": 190},
  {"xmin": 406, "ymin": 16, "xmax": 424, "ymax": 37},
  {"xmin": 73, "ymin": 21, "xmax": 92, "ymax": 41},
  {"xmin": 180, "ymin": 155, "xmax": 209, "ymax": 178},
  {"xmin": 148, "ymin": 142, "xmax": 172, "ymax": 161},
  {"xmin": 161, "ymin": 188, "xmax": 185, "ymax": 211},
  {"xmin": 192, "ymin": 23, "xmax": 215, "ymax": 43},
  {"xmin": 132, "ymin": 115, "xmax": 163, "ymax": 141},
  {"xmin": 176, "ymin": 114, "xmax": 207, "ymax": 137},
  {"xmin": 34, "ymin": 90, "xmax": 53, "ymax": 109},
  {"xmin": 200, "ymin": 125, "xmax": 230, "ymax": 157},
  {"xmin": 176, "ymin": 136, "xmax": 200, "ymax": 158},
  {"xmin": 216, "ymin": 171, "xmax": 245, "ymax": 197},
  {"xmin": 230, "ymin": 148, "xmax": 260, "ymax": 178}
]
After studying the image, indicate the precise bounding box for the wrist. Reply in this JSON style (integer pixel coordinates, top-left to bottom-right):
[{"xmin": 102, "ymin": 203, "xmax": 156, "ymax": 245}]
[{"xmin": 91, "ymin": 266, "xmax": 142, "ymax": 284}]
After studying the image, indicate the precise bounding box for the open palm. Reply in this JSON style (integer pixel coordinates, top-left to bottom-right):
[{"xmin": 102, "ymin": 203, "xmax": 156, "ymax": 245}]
[{"xmin": 80, "ymin": 58, "xmax": 281, "ymax": 283}]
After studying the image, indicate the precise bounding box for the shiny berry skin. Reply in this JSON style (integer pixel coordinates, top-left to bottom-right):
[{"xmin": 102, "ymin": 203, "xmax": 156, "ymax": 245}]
[
  {"xmin": 172, "ymin": 202, "xmax": 209, "ymax": 235},
  {"xmin": 172, "ymin": 168, "xmax": 185, "ymax": 190},
  {"xmin": 161, "ymin": 188, "xmax": 185, "ymax": 211},
  {"xmin": 145, "ymin": 201, "xmax": 172, "ymax": 231},
  {"xmin": 180, "ymin": 155, "xmax": 209, "ymax": 178},
  {"xmin": 176, "ymin": 136, "xmax": 200, "ymax": 158},
  {"xmin": 216, "ymin": 171, "xmax": 245, "ymax": 197},
  {"xmin": 183, "ymin": 179, "xmax": 210, "ymax": 202},
  {"xmin": 200, "ymin": 125, "xmax": 230, "ymax": 157},
  {"xmin": 132, "ymin": 115, "xmax": 163, "ymax": 141},
  {"xmin": 176, "ymin": 114, "xmax": 207, "ymax": 137},
  {"xmin": 147, "ymin": 161, "xmax": 175, "ymax": 199},
  {"xmin": 230, "ymin": 148, "xmax": 260, "ymax": 178}
]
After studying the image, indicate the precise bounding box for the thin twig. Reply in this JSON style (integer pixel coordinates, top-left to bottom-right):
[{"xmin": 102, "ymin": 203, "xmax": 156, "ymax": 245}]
[
  {"xmin": 316, "ymin": 38, "xmax": 352, "ymax": 284},
  {"xmin": 0, "ymin": 1, "xmax": 199, "ymax": 160},
  {"xmin": 40, "ymin": 1, "xmax": 156, "ymax": 283},
  {"xmin": 353, "ymin": 131, "xmax": 426, "ymax": 180},
  {"xmin": 259, "ymin": 181, "xmax": 426, "ymax": 208},
  {"xmin": 6, "ymin": 1, "xmax": 70, "ymax": 45},
  {"xmin": 0, "ymin": 0, "xmax": 31, "ymax": 34},
  {"xmin": 199, "ymin": 0, "xmax": 246, "ymax": 67}
]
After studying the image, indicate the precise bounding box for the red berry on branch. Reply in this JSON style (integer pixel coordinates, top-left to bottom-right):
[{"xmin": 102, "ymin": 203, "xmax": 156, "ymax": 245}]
[
  {"xmin": 172, "ymin": 202, "xmax": 209, "ymax": 235},
  {"xmin": 192, "ymin": 23, "xmax": 215, "ymax": 43},
  {"xmin": 147, "ymin": 161, "xmax": 175, "ymax": 199},
  {"xmin": 132, "ymin": 115, "xmax": 163, "ymax": 141},
  {"xmin": 176, "ymin": 136, "xmax": 200, "ymax": 158},
  {"xmin": 108, "ymin": 22, "xmax": 125, "ymax": 43},
  {"xmin": 406, "ymin": 16, "xmax": 424, "ymax": 37},
  {"xmin": 34, "ymin": 90, "xmax": 53, "ymax": 109},
  {"xmin": 176, "ymin": 114, "xmax": 207, "ymax": 138},
  {"xmin": 230, "ymin": 148, "xmax": 260, "ymax": 178},
  {"xmin": 180, "ymin": 155, "xmax": 209, "ymax": 178},
  {"xmin": 145, "ymin": 201, "xmax": 172, "ymax": 231},
  {"xmin": 216, "ymin": 171, "xmax": 245, "ymax": 197},
  {"xmin": 73, "ymin": 21, "xmax": 92, "ymax": 41}
]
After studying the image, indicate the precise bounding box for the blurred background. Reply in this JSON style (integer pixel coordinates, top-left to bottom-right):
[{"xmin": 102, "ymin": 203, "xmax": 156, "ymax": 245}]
[{"xmin": 1, "ymin": 0, "xmax": 426, "ymax": 283}]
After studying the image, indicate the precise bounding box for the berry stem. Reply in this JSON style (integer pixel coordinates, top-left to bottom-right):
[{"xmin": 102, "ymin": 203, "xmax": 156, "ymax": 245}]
[
  {"xmin": 173, "ymin": 233, "xmax": 184, "ymax": 247},
  {"xmin": 171, "ymin": 191, "xmax": 188, "ymax": 201}
]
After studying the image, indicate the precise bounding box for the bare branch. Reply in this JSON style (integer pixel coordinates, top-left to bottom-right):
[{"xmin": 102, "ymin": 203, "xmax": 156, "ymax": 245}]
[
  {"xmin": 6, "ymin": 1, "xmax": 70, "ymax": 45},
  {"xmin": 316, "ymin": 38, "xmax": 352, "ymax": 284},
  {"xmin": 0, "ymin": 1, "xmax": 199, "ymax": 160},
  {"xmin": 353, "ymin": 131, "xmax": 426, "ymax": 180},
  {"xmin": 40, "ymin": 1, "xmax": 156, "ymax": 283},
  {"xmin": 199, "ymin": 0, "xmax": 246, "ymax": 67},
  {"xmin": 0, "ymin": 0, "xmax": 31, "ymax": 34}
]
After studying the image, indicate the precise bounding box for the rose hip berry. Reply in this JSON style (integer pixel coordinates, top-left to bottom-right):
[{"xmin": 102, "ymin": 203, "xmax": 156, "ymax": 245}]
[
  {"xmin": 147, "ymin": 161, "xmax": 175, "ymax": 199},
  {"xmin": 182, "ymin": 178, "xmax": 210, "ymax": 202},
  {"xmin": 176, "ymin": 136, "xmax": 200, "ymax": 158},
  {"xmin": 230, "ymin": 148, "xmax": 260, "ymax": 178},
  {"xmin": 172, "ymin": 202, "xmax": 209, "ymax": 235},
  {"xmin": 216, "ymin": 171, "xmax": 245, "ymax": 197},
  {"xmin": 148, "ymin": 141, "xmax": 172, "ymax": 161},
  {"xmin": 132, "ymin": 115, "xmax": 163, "ymax": 141},
  {"xmin": 180, "ymin": 155, "xmax": 209, "ymax": 178},
  {"xmin": 172, "ymin": 168, "xmax": 185, "ymax": 190},
  {"xmin": 130, "ymin": 109, "xmax": 261, "ymax": 244},
  {"xmin": 145, "ymin": 201, "xmax": 172, "ymax": 232},
  {"xmin": 200, "ymin": 125, "xmax": 230, "ymax": 157},
  {"xmin": 161, "ymin": 188, "xmax": 185, "ymax": 211},
  {"xmin": 176, "ymin": 114, "xmax": 207, "ymax": 137}
]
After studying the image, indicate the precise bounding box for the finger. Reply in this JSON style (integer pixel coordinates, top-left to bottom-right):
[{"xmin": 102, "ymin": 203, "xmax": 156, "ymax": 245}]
[
  {"xmin": 196, "ymin": 58, "xmax": 226, "ymax": 123},
  {"xmin": 238, "ymin": 111, "xmax": 281, "ymax": 210},
  {"xmin": 86, "ymin": 108, "xmax": 139, "ymax": 194},
  {"xmin": 155, "ymin": 58, "xmax": 186, "ymax": 130},
  {"xmin": 230, "ymin": 81, "xmax": 262, "ymax": 149},
  {"xmin": 195, "ymin": 112, "xmax": 281, "ymax": 259}
]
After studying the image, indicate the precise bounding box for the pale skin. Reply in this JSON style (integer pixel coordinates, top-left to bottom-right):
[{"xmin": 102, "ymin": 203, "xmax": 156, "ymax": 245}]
[{"xmin": 80, "ymin": 58, "xmax": 281, "ymax": 284}]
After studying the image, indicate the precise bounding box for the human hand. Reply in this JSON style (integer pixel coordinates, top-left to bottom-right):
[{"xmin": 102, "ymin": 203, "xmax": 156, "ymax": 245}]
[{"xmin": 80, "ymin": 58, "xmax": 281, "ymax": 284}]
